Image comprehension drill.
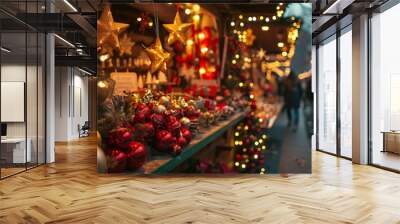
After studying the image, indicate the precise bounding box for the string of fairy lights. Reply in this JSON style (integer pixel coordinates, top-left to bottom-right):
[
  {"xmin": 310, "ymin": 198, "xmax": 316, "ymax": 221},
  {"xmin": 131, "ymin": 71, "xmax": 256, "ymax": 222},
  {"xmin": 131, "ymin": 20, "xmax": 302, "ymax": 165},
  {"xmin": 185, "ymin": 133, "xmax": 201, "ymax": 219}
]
[{"xmin": 227, "ymin": 3, "xmax": 302, "ymax": 79}]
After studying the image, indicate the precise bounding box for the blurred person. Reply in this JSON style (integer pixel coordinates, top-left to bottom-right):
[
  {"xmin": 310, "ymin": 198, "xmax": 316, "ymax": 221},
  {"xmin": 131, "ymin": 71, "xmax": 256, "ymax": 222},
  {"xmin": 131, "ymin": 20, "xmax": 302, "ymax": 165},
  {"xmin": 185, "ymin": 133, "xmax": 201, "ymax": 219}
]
[{"xmin": 283, "ymin": 72, "xmax": 303, "ymax": 131}]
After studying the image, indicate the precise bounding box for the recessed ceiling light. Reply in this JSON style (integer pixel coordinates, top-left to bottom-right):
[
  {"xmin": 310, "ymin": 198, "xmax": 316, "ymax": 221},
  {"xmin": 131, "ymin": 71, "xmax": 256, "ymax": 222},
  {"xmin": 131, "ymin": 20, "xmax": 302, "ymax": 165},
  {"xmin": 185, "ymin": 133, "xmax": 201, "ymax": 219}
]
[
  {"xmin": 1, "ymin": 47, "xmax": 11, "ymax": 53},
  {"xmin": 54, "ymin": 34, "xmax": 75, "ymax": 48},
  {"xmin": 63, "ymin": 0, "xmax": 78, "ymax": 12}
]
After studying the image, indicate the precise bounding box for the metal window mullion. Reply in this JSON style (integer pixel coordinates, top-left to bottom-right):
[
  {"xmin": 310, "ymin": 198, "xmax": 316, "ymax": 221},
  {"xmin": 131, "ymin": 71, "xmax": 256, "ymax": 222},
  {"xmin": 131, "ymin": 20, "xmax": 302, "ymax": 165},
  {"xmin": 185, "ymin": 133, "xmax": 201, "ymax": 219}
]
[
  {"xmin": 316, "ymin": 44, "xmax": 320, "ymax": 151},
  {"xmin": 336, "ymin": 28, "xmax": 341, "ymax": 157},
  {"xmin": 25, "ymin": 0, "xmax": 28, "ymax": 171}
]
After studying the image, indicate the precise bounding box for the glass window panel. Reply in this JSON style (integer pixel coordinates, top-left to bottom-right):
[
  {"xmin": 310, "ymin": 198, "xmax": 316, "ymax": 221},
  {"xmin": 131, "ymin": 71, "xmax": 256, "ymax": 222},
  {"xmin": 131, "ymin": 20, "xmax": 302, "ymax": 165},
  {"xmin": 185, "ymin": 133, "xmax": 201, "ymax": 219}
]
[
  {"xmin": 318, "ymin": 36, "xmax": 337, "ymax": 154},
  {"xmin": 371, "ymin": 3, "xmax": 400, "ymax": 171},
  {"xmin": 1, "ymin": 30, "xmax": 28, "ymax": 177},
  {"xmin": 339, "ymin": 29, "xmax": 352, "ymax": 158}
]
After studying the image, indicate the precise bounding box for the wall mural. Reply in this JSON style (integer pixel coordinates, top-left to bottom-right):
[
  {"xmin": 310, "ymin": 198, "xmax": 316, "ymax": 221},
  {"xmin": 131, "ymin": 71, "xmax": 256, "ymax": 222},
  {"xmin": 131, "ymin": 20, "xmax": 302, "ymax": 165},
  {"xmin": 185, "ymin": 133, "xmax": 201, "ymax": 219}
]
[{"xmin": 97, "ymin": 3, "xmax": 312, "ymax": 174}]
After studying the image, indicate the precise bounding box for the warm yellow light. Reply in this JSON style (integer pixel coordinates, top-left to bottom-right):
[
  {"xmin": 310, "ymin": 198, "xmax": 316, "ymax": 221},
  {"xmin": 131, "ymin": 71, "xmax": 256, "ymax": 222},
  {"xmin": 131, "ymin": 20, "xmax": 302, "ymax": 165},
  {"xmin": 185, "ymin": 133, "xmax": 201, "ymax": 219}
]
[
  {"xmin": 193, "ymin": 14, "xmax": 200, "ymax": 21},
  {"xmin": 239, "ymin": 14, "xmax": 243, "ymax": 19},
  {"xmin": 262, "ymin": 134, "xmax": 267, "ymax": 139},
  {"xmin": 279, "ymin": 3, "xmax": 283, "ymax": 5},
  {"xmin": 137, "ymin": 17, "xmax": 142, "ymax": 22},
  {"xmin": 255, "ymin": 142, "xmax": 259, "ymax": 146},
  {"xmin": 282, "ymin": 51, "xmax": 288, "ymax": 57},
  {"xmin": 235, "ymin": 132, "xmax": 239, "ymax": 137},
  {"xmin": 198, "ymin": 32, "xmax": 205, "ymax": 40},
  {"xmin": 148, "ymin": 21, "xmax": 153, "ymax": 27},
  {"xmin": 239, "ymin": 82, "xmax": 244, "ymax": 87},
  {"xmin": 260, "ymin": 16, "xmax": 264, "ymax": 20},
  {"xmin": 199, "ymin": 67, "xmax": 206, "ymax": 75},
  {"xmin": 265, "ymin": 17, "xmax": 270, "ymax": 22},
  {"xmin": 261, "ymin": 26, "xmax": 269, "ymax": 31},
  {"xmin": 254, "ymin": 154, "xmax": 258, "ymax": 159},
  {"xmin": 230, "ymin": 21, "xmax": 235, "ymax": 26},
  {"xmin": 252, "ymin": 16, "xmax": 256, "ymax": 21},
  {"xmin": 201, "ymin": 47, "xmax": 208, "ymax": 54},
  {"xmin": 262, "ymin": 145, "xmax": 266, "ymax": 150},
  {"xmin": 241, "ymin": 164, "xmax": 246, "ymax": 169},
  {"xmin": 240, "ymin": 22, "xmax": 244, "ymax": 27},
  {"xmin": 193, "ymin": 4, "xmax": 200, "ymax": 12},
  {"xmin": 97, "ymin": 81, "xmax": 106, "ymax": 88},
  {"xmin": 233, "ymin": 29, "xmax": 237, "ymax": 33},
  {"xmin": 249, "ymin": 82, "xmax": 254, "ymax": 87},
  {"xmin": 259, "ymin": 118, "xmax": 263, "ymax": 122},
  {"xmin": 250, "ymin": 94, "xmax": 254, "ymax": 99},
  {"xmin": 232, "ymin": 59, "xmax": 237, "ymax": 64},
  {"xmin": 244, "ymin": 125, "xmax": 249, "ymax": 130},
  {"xmin": 187, "ymin": 39, "xmax": 194, "ymax": 45},
  {"xmin": 248, "ymin": 16, "xmax": 252, "ymax": 21},
  {"xmin": 185, "ymin": 8, "xmax": 191, "ymax": 15},
  {"xmin": 234, "ymin": 141, "xmax": 239, "ymax": 145},
  {"xmin": 276, "ymin": 6, "xmax": 280, "ymax": 10},
  {"xmin": 99, "ymin": 54, "xmax": 109, "ymax": 62},
  {"xmin": 235, "ymin": 54, "xmax": 240, "ymax": 59},
  {"xmin": 277, "ymin": 42, "xmax": 284, "ymax": 48},
  {"xmin": 272, "ymin": 16, "xmax": 277, "ymax": 20},
  {"xmin": 259, "ymin": 139, "xmax": 263, "ymax": 143},
  {"xmin": 235, "ymin": 162, "xmax": 240, "ymax": 166},
  {"xmin": 243, "ymin": 148, "xmax": 247, "ymax": 152}
]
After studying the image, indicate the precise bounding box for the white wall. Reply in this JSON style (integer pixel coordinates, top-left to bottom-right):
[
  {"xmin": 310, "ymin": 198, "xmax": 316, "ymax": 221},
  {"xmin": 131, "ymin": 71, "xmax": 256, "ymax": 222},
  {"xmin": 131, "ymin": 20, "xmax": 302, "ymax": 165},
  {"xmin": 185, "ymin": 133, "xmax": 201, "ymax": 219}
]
[{"xmin": 55, "ymin": 67, "xmax": 89, "ymax": 141}]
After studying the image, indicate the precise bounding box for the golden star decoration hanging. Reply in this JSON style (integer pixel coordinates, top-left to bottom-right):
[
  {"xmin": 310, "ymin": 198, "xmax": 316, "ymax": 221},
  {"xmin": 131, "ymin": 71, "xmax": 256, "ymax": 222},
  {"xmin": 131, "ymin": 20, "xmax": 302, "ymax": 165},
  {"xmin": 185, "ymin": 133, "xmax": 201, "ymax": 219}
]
[
  {"xmin": 119, "ymin": 34, "xmax": 135, "ymax": 56},
  {"xmin": 145, "ymin": 37, "xmax": 170, "ymax": 74},
  {"xmin": 97, "ymin": 5, "xmax": 129, "ymax": 50},
  {"xmin": 257, "ymin": 48, "xmax": 266, "ymax": 60},
  {"xmin": 163, "ymin": 11, "xmax": 192, "ymax": 45}
]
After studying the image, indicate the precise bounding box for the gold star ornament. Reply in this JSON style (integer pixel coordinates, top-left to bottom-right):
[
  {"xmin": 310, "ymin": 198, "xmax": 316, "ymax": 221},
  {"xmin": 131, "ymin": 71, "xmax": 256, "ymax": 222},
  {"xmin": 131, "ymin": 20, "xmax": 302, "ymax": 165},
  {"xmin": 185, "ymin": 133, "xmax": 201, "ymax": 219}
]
[
  {"xmin": 163, "ymin": 11, "xmax": 192, "ymax": 45},
  {"xmin": 145, "ymin": 37, "xmax": 170, "ymax": 74},
  {"xmin": 97, "ymin": 5, "xmax": 129, "ymax": 49},
  {"xmin": 119, "ymin": 34, "xmax": 135, "ymax": 56},
  {"xmin": 257, "ymin": 48, "xmax": 266, "ymax": 60}
]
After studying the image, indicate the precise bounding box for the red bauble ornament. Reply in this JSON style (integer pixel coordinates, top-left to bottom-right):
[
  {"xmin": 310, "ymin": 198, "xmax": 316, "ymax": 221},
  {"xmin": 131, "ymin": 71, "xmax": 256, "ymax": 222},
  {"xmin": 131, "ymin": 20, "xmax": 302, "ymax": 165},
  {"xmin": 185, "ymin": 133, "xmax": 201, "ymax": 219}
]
[
  {"xmin": 180, "ymin": 127, "xmax": 192, "ymax": 142},
  {"xmin": 108, "ymin": 149, "xmax": 127, "ymax": 173},
  {"xmin": 133, "ymin": 111, "xmax": 147, "ymax": 123},
  {"xmin": 111, "ymin": 149, "xmax": 127, "ymax": 161},
  {"xmin": 177, "ymin": 136, "xmax": 188, "ymax": 147},
  {"xmin": 166, "ymin": 116, "xmax": 181, "ymax": 136},
  {"xmin": 150, "ymin": 113, "xmax": 166, "ymax": 128},
  {"xmin": 250, "ymin": 100, "xmax": 257, "ymax": 111},
  {"xmin": 126, "ymin": 141, "xmax": 147, "ymax": 170},
  {"xmin": 172, "ymin": 144, "xmax": 182, "ymax": 155},
  {"xmin": 136, "ymin": 122, "xmax": 155, "ymax": 140},
  {"xmin": 155, "ymin": 130, "xmax": 175, "ymax": 151},
  {"xmin": 107, "ymin": 128, "xmax": 132, "ymax": 147}
]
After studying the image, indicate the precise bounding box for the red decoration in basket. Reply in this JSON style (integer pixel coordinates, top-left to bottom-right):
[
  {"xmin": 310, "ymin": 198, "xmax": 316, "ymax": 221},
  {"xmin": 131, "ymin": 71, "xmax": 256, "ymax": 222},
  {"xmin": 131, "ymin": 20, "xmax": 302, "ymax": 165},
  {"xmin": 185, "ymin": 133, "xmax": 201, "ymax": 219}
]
[
  {"xmin": 107, "ymin": 128, "xmax": 132, "ymax": 148},
  {"xmin": 155, "ymin": 130, "xmax": 175, "ymax": 151},
  {"xmin": 166, "ymin": 115, "xmax": 182, "ymax": 136},
  {"xmin": 180, "ymin": 127, "xmax": 192, "ymax": 142},
  {"xmin": 150, "ymin": 113, "xmax": 166, "ymax": 129},
  {"xmin": 126, "ymin": 141, "xmax": 147, "ymax": 170}
]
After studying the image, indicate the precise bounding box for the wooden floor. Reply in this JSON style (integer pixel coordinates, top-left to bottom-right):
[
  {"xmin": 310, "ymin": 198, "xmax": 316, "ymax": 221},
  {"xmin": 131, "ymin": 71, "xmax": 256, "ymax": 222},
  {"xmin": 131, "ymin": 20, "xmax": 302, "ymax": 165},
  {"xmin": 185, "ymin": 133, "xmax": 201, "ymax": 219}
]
[{"xmin": 1, "ymin": 137, "xmax": 400, "ymax": 223}]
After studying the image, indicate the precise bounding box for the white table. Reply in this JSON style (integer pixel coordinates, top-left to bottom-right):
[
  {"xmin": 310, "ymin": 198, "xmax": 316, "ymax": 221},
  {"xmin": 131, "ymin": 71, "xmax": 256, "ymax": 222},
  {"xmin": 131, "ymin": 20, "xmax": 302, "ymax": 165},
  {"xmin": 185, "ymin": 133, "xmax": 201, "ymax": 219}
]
[{"xmin": 1, "ymin": 138, "xmax": 31, "ymax": 163}]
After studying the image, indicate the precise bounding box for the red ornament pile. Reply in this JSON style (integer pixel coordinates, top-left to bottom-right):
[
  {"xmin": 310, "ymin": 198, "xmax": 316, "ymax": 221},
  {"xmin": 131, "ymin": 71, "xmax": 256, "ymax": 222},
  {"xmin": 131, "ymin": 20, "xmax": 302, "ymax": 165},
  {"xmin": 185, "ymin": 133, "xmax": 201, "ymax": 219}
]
[
  {"xmin": 129, "ymin": 99, "xmax": 196, "ymax": 156},
  {"xmin": 106, "ymin": 128, "xmax": 146, "ymax": 172}
]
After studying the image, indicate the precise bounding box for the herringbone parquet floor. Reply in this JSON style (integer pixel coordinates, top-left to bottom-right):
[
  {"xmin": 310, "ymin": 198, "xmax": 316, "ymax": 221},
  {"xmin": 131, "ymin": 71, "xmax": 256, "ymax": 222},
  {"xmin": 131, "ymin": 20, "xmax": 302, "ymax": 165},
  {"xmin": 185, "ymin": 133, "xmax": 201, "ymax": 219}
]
[{"xmin": 1, "ymin": 136, "xmax": 400, "ymax": 224}]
